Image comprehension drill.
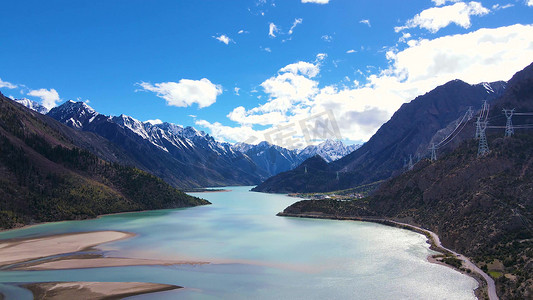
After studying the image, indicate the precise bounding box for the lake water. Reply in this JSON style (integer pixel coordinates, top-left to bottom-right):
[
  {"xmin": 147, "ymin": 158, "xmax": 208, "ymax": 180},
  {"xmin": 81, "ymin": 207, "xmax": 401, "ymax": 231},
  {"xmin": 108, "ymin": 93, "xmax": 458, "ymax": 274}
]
[{"xmin": 0, "ymin": 186, "xmax": 477, "ymax": 299}]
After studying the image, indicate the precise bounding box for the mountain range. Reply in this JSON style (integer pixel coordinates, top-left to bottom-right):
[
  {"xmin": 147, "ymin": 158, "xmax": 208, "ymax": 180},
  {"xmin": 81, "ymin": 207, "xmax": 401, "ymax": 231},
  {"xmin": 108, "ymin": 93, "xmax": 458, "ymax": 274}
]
[
  {"xmin": 0, "ymin": 93, "xmax": 209, "ymax": 229},
  {"xmin": 253, "ymin": 78, "xmax": 507, "ymax": 193},
  {"xmin": 231, "ymin": 140, "xmax": 358, "ymax": 177},
  {"xmin": 14, "ymin": 99, "xmax": 357, "ymax": 189}
]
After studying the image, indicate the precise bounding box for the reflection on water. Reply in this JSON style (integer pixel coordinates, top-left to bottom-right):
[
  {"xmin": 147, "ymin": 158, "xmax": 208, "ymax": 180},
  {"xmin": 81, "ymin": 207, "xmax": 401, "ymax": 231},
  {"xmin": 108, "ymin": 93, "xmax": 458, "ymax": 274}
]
[{"xmin": 0, "ymin": 186, "xmax": 477, "ymax": 299}]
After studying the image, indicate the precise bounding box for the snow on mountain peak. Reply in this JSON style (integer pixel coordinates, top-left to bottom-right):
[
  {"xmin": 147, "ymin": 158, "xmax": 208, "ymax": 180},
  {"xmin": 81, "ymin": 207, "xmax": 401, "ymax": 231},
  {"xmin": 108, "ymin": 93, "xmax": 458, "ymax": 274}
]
[
  {"xmin": 299, "ymin": 139, "xmax": 359, "ymax": 162},
  {"xmin": 112, "ymin": 114, "xmax": 151, "ymax": 140},
  {"xmin": 46, "ymin": 100, "xmax": 100, "ymax": 129},
  {"xmin": 14, "ymin": 98, "xmax": 49, "ymax": 114}
]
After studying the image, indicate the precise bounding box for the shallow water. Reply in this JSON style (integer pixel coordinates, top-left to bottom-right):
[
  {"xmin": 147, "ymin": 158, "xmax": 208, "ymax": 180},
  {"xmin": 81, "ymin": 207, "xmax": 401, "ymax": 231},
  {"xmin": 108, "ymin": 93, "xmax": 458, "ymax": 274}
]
[{"xmin": 0, "ymin": 186, "xmax": 477, "ymax": 299}]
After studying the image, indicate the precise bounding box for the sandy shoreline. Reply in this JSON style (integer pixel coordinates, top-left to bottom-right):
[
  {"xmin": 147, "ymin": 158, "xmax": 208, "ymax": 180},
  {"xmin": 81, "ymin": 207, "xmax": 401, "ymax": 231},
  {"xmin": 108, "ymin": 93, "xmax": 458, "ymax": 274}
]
[
  {"xmin": 0, "ymin": 230, "xmax": 201, "ymax": 299},
  {"xmin": 0, "ymin": 231, "xmax": 135, "ymax": 266},
  {"xmin": 24, "ymin": 282, "xmax": 180, "ymax": 300},
  {"xmin": 277, "ymin": 212, "xmax": 498, "ymax": 300},
  {"xmin": 16, "ymin": 256, "xmax": 207, "ymax": 270},
  {"xmin": 0, "ymin": 230, "xmax": 207, "ymax": 270}
]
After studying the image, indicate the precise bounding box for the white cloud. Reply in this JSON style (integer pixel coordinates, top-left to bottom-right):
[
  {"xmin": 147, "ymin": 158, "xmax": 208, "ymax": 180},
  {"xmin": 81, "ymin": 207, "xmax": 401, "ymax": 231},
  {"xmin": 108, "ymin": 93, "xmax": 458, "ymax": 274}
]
[
  {"xmin": 385, "ymin": 24, "xmax": 533, "ymax": 86},
  {"xmin": 432, "ymin": 0, "xmax": 460, "ymax": 6},
  {"xmin": 492, "ymin": 3, "xmax": 514, "ymax": 10},
  {"xmin": 288, "ymin": 18, "xmax": 303, "ymax": 35},
  {"xmin": 359, "ymin": 19, "xmax": 371, "ymax": 27},
  {"xmin": 396, "ymin": 1, "xmax": 490, "ymax": 33},
  {"xmin": 214, "ymin": 34, "xmax": 232, "ymax": 45},
  {"xmin": 234, "ymin": 87, "xmax": 240, "ymax": 95},
  {"xmin": 269, "ymin": 23, "xmax": 279, "ymax": 37},
  {"xmin": 28, "ymin": 88, "xmax": 60, "ymax": 110},
  {"xmin": 316, "ymin": 53, "xmax": 327, "ymax": 62},
  {"xmin": 259, "ymin": 73, "xmax": 317, "ymax": 107},
  {"xmin": 301, "ymin": 0, "xmax": 329, "ymax": 3},
  {"xmin": 195, "ymin": 120, "xmax": 261, "ymax": 144},
  {"xmin": 138, "ymin": 78, "xmax": 222, "ymax": 108},
  {"xmin": 346, "ymin": 49, "xmax": 357, "ymax": 54},
  {"xmin": 145, "ymin": 119, "xmax": 163, "ymax": 125},
  {"xmin": 321, "ymin": 35, "xmax": 333, "ymax": 42},
  {"xmin": 527, "ymin": 0, "xmax": 533, "ymax": 6},
  {"xmin": 279, "ymin": 61, "xmax": 320, "ymax": 78},
  {"xmin": 398, "ymin": 32, "xmax": 412, "ymax": 43},
  {"xmin": 200, "ymin": 24, "xmax": 533, "ymax": 146},
  {"xmin": 0, "ymin": 78, "xmax": 17, "ymax": 89}
]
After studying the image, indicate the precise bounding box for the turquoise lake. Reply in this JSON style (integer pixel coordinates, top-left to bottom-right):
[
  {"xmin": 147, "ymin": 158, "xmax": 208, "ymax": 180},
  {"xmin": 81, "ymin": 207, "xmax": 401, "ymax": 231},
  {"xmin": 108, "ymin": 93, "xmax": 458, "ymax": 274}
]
[{"xmin": 0, "ymin": 186, "xmax": 477, "ymax": 299}]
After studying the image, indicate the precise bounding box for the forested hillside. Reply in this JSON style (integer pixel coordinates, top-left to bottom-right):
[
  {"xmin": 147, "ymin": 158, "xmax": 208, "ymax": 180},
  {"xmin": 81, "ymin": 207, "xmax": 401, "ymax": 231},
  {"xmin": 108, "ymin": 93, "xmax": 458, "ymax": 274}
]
[{"xmin": 0, "ymin": 93, "xmax": 209, "ymax": 229}]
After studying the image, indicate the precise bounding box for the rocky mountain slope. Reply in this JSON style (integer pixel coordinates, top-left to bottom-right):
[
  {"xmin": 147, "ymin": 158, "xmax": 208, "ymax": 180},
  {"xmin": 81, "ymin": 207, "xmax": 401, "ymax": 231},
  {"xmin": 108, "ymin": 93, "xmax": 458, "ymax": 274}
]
[
  {"xmin": 254, "ymin": 79, "xmax": 506, "ymax": 193},
  {"xmin": 232, "ymin": 141, "xmax": 302, "ymax": 176},
  {"xmin": 47, "ymin": 101, "xmax": 268, "ymax": 188},
  {"xmin": 0, "ymin": 93, "xmax": 209, "ymax": 229},
  {"xmin": 231, "ymin": 140, "xmax": 357, "ymax": 177},
  {"xmin": 278, "ymin": 62, "xmax": 533, "ymax": 299},
  {"xmin": 252, "ymin": 155, "xmax": 333, "ymax": 193}
]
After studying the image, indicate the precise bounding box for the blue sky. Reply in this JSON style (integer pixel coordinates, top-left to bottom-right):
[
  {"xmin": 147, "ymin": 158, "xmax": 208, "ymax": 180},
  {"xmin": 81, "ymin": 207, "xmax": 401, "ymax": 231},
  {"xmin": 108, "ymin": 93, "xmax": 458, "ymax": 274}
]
[{"xmin": 1, "ymin": 0, "xmax": 533, "ymax": 147}]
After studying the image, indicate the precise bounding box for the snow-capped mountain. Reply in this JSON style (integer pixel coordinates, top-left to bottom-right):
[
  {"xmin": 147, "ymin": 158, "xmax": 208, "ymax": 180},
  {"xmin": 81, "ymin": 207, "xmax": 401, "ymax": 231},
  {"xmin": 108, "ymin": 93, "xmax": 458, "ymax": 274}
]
[
  {"xmin": 231, "ymin": 139, "xmax": 359, "ymax": 176},
  {"xmin": 47, "ymin": 101, "xmax": 268, "ymax": 188},
  {"xmin": 13, "ymin": 98, "xmax": 49, "ymax": 114},
  {"xmin": 232, "ymin": 141, "xmax": 302, "ymax": 176},
  {"xmin": 298, "ymin": 140, "xmax": 359, "ymax": 163},
  {"xmin": 46, "ymin": 101, "xmax": 359, "ymax": 187},
  {"xmin": 48, "ymin": 100, "xmax": 99, "ymax": 129}
]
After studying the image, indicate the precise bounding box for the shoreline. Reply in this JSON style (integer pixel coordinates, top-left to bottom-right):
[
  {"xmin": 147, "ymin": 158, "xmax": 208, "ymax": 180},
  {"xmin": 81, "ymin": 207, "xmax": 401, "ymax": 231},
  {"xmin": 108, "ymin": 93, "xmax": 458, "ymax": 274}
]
[
  {"xmin": 24, "ymin": 282, "xmax": 181, "ymax": 300},
  {"xmin": 277, "ymin": 212, "xmax": 498, "ymax": 300},
  {"xmin": 0, "ymin": 201, "xmax": 210, "ymax": 236},
  {"xmin": 0, "ymin": 231, "xmax": 135, "ymax": 266},
  {"xmin": 0, "ymin": 230, "xmax": 199, "ymax": 299},
  {"xmin": 0, "ymin": 230, "xmax": 208, "ymax": 270}
]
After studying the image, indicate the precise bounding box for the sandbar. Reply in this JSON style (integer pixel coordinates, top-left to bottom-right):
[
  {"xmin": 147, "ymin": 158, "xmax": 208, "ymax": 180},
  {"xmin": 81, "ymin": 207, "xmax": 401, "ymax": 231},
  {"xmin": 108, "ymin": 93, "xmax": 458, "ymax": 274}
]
[
  {"xmin": 24, "ymin": 281, "xmax": 180, "ymax": 300},
  {"xmin": 0, "ymin": 231, "xmax": 134, "ymax": 266},
  {"xmin": 19, "ymin": 257, "xmax": 206, "ymax": 270}
]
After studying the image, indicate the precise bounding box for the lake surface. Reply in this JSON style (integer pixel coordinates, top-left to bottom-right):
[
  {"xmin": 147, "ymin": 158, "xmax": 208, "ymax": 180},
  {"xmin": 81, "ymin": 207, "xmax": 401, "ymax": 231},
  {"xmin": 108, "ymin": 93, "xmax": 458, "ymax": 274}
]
[{"xmin": 0, "ymin": 186, "xmax": 477, "ymax": 299}]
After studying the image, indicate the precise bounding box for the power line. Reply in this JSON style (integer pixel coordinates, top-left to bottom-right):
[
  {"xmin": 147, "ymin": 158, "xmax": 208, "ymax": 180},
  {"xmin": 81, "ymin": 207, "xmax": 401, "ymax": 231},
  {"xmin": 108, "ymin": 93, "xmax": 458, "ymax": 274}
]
[
  {"xmin": 429, "ymin": 143, "xmax": 437, "ymax": 162},
  {"xmin": 434, "ymin": 107, "xmax": 472, "ymax": 149},
  {"xmin": 503, "ymin": 108, "xmax": 515, "ymax": 137}
]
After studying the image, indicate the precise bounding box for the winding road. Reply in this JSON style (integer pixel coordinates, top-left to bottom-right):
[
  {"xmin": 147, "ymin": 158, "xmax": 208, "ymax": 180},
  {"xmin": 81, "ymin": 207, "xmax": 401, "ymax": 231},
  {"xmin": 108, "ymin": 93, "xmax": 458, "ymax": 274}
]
[{"xmin": 388, "ymin": 220, "xmax": 499, "ymax": 300}]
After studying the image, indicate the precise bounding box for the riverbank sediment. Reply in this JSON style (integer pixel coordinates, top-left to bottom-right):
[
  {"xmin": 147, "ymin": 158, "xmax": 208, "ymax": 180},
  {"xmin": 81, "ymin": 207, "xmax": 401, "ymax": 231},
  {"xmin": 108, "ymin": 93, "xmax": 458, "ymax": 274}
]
[
  {"xmin": 24, "ymin": 281, "xmax": 180, "ymax": 300},
  {"xmin": 0, "ymin": 230, "xmax": 200, "ymax": 299}
]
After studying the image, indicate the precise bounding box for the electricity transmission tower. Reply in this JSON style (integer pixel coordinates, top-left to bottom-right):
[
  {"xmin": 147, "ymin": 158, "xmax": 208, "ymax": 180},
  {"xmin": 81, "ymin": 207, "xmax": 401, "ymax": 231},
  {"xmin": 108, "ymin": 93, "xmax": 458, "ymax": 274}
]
[
  {"xmin": 503, "ymin": 108, "xmax": 515, "ymax": 137},
  {"xmin": 429, "ymin": 143, "xmax": 437, "ymax": 162},
  {"xmin": 477, "ymin": 121, "xmax": 490, "ymax": 157},
  {"xmin": 482, "ymin": 100, "xmax": 490, "ymax": 113},
  {"xmin": 467, "ymin": 106, "xmax": 474, "ymax": 121},
  {"xmin": 408, "ymin": 155, "xmax": 413, "ymax": 171},
  {"xmin": 475, "ymin": 116, "xmax": 482, "ymax": 139}
]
